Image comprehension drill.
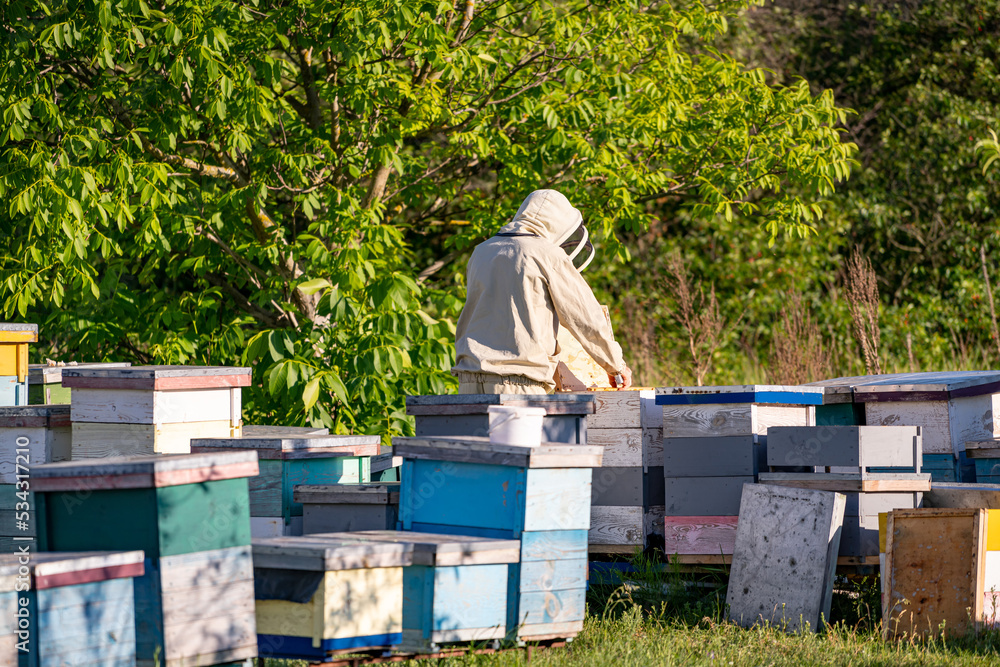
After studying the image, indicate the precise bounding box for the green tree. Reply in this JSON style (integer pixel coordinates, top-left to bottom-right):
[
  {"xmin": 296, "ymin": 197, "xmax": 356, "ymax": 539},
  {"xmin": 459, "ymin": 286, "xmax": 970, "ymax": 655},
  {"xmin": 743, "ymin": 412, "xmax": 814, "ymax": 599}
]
[{"xmin": 0, "ymin": 0, "xmax": 854, "ymax": 433}]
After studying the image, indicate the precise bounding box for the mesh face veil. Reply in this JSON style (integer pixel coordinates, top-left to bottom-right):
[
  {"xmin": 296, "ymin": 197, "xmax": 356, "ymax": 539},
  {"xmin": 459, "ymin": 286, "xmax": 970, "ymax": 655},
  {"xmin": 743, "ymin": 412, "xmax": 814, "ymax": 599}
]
[{"xmin": 560, "ymin": 223, "xmax": 596, "ymax": 272}]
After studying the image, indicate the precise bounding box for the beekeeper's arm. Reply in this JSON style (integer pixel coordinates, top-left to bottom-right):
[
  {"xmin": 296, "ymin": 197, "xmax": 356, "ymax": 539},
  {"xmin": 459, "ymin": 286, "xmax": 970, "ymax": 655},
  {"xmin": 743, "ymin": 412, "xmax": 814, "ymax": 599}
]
[{"xmin": 542, "ymin": 250, "xmax": 631, "ymax": 387}]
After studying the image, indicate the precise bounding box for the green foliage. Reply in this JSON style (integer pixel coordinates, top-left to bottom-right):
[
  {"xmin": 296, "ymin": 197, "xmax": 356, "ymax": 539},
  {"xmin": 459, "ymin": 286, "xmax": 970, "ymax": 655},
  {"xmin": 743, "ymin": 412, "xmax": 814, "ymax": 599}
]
[
  {"xmin": 598, "ymin": 0, "xmax": 1000, "ymax": 387},
  {"xmin": 0, "ymin": 0, "xmax": 852, "ymax": 429}
]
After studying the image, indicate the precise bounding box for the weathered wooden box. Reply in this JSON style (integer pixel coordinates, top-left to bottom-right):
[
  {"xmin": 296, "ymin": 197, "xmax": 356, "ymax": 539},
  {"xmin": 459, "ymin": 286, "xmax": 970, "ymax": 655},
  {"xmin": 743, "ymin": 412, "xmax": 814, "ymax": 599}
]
[
  {"xmin": 296, "ymin": 483, "xmax": 400, "ymax": 534},
  {"xmin": 252, "ymin": 534, "xmax": 414, "ymax": 660},
  {"xmin": 0, "ymin": 550, "xmax": 144, "ymax": 667},
  {"xmin": 254, "ymin": 531, "xmax": 519, "ymax": 656},
  {"xmin": 393, "ymin": 436, "xmax": 599, "ymax": 641},
  {"xmin": 883, "ymin": 508, "xmax": 988, "ymax": 639},
  {"xmin": 849, "ymin": 372, "xmax": 1000, "ymax": 471},
  {"xmin": 328, "ymin": 531, "xmax": 520, "ymax": 652},
  {"xmin": 565, "ymin": 389, "xmax": 661, "ymax": 554},
  {"xmin": 0, "ymin": 405, "xmax": 71, "ymax": 484},
  {"xmin": 192, "ymin": 434, "xmax": 379, "ymax": 538},
  {"xmin": 766, "ymin": 425, "xmax": 922, "ymax": 470},
  {"xmin": 656, "ymin": 386, "xmax": 821, "ymax": 533},
  {"xmin": 33, "ymin": 452, "xmax": 260, "ymax": 666},
  {"xmin": 405, "ymin": 394, "xmax": 594, "ymax": 444},
  {"xmin": 33, "ymin": 451, "xmax": 257, "ymax": 557},
  {"xmin": 64, "ymin": 365, "xmax": 251, "ymax": 458},
  {"xmin": 28, "ymin": 362, "xmax": 132, "ymax": 404},
  {"xmin": 0, "ymin": 405, "xmax": 71, "ymax": 552},
  {"xmin": 134, "ymin": 545, "xmax": 257, "ymax": 667}
]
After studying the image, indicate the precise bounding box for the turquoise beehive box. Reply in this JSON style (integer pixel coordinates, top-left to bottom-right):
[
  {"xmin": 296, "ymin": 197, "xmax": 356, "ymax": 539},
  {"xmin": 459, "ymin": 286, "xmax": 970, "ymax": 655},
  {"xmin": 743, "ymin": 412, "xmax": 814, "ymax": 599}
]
[{"xmin": 393, "ymin": 436, "xmax": 602, "ymax": 641}]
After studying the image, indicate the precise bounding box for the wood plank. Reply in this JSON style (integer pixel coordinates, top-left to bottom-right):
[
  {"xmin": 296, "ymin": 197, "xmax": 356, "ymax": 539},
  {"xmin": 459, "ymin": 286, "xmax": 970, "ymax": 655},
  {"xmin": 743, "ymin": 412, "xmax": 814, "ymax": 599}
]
[
  {"xmin": 330, "ymin": 530, "xmax": 520, "ymax": 567},
  {"xmin": 524, "ymin": 467, "xmax": 592, "ymax": 531},
  {"xmin": 191, "ymin": 433, "xmax": 378, "ymax": 458},
  {"xmin": 883, "ymin": 508, "xmax": 987, "ymax": 639},
  {"xmin": 950, "ymin": 393, "xmax": 1000, "ymax": 454},
  {"xmin": 0, "ymin": 425, "xmax": 70, "ymax": 484},
  {"xmin": 0, "ymin": 404, "xmax": 71, "ymax": 428},
  {"xmin": 71, "ymin": 420, "xmax": 241, "ymax": 459},
  {"xmin": 727, "ymin": 484, "xmax": 845, "ymax": 633},
  {"xmin": 925, "ymin": 477, "xmax": 986, "ymax": 510},
  {"xmin": 586, "ymin": 429, "xmax": 642, "ymax": 468},
  {"xmin": 758, "ymin": 472, "xmax": 931, "ymax": 493},
  {"xmin": 62, "ymin": 364, "xmax": 251, "ymax": 390},
  {"xmin": 663, "ymin": 516, "xmax": 738, "ymax": 555},
  {"xmin": 662, "ymin": 404, "xmax": 752, "ymax": 438},
  {"xmin": 431, "ymin": 563, "xmax": 509, "ymax": 632},
  {"xmin": 519, "ymin": 558, "xmax": 587, "ymax": 593},
  {"xmin": 32, "ymin": 450, "xmax": 258, "ymax": 491},
  {"xmin": 29, "ymin": 362, "xmax": 132, "ymax": 386},
  {"xmin": 162, "ymin": 610, "xmax": 257, "ymax": 662},
  {"xmin": 520, "ymin": 530, "xmax": 589, "ymax": 561},
  {"xmin": 243, "ymin": 424, "xmax": 330, "ymax": 436},
  {"xmin": 518, "ymin": 620, "xmax": 583, "ymax": 640},
  {"xmin": 588, "ymin": 506, "xmax": 643, "ymax": 546},
  {"xmin": 753, "ymin": 405, "xmax": 815, "ymax": 437},
  {"xmin": 392, "ymin": 436, "xmax": 602, "ymax": 469},
  {"xmin": 294, "ymin": 483, "xmax": 400, "ymax": 505},
  {"xmin": 866, "ymin": 400, "xmax": 953, "ymax": 454},
  {"xmin": 517, "ymin": 588, "xmax": 586, "ymax": 626},
  {"xmin": 586, "ymin": 391, "xmax": 649, "ymax": 429},
  {"xmin": 70, "ymin": 387, "xmax": 241, "ymax": 425}
]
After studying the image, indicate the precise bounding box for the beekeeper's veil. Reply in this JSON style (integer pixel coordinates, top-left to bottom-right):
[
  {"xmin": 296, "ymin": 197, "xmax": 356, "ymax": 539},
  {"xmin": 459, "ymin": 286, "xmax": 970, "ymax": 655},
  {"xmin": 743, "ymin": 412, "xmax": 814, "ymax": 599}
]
[{"xmin": 498, "ymin": 189, "xmax": 596, "ymax": 272}]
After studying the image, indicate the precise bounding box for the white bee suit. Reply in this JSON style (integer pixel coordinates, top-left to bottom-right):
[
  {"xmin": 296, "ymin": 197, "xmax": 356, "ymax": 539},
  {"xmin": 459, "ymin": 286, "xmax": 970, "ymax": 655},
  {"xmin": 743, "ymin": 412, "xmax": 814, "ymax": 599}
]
[{"xmin": 452, "ymin": 189, "xmax": 626, "ymax": 393}]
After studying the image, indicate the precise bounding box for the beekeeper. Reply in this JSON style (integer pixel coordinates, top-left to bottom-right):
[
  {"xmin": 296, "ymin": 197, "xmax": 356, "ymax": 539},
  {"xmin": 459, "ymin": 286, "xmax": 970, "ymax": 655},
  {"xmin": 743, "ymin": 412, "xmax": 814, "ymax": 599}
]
[{"xmin": 453, "ymin": 189, "xmax": 633, "ymax": 395}]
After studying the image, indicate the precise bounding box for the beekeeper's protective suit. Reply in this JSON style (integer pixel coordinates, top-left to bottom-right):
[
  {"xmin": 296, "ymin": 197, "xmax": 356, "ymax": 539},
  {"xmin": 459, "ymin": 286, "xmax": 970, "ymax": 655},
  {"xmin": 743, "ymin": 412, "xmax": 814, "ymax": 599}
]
[{"xmin": 453, "ymin": 189, "xmax": 631, "ymax": 394}]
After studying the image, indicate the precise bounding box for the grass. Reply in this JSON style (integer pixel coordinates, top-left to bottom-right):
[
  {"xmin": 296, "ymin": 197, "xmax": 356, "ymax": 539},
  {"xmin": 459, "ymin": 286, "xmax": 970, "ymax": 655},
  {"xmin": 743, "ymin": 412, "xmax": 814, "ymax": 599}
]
[{"xmin": 257, "ymin": 553, "xmax": 1000, "ymax": 667}]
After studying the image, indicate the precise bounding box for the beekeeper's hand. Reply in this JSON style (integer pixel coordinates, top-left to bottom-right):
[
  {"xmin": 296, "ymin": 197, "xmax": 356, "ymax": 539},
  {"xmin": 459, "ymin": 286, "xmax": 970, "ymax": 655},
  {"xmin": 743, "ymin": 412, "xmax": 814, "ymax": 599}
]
[{"xmin": 609, "ymin": 364, "xmax": 633, "ymax": 390}]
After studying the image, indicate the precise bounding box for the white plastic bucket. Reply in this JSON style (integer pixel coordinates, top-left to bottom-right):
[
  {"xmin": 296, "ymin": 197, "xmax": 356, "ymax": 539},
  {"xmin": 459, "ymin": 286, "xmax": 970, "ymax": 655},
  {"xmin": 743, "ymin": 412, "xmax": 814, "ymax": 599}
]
[{"xmin": 487, "ymin": 405, "xmax": 546, "ymax": 447}]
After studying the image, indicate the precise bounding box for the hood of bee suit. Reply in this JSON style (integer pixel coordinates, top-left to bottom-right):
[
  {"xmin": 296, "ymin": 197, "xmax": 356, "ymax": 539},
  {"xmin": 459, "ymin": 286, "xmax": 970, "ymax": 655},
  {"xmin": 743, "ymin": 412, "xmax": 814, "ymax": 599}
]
[{"xmin": 497, "ymin": 189, "xmax": 584, "ymax": 247}]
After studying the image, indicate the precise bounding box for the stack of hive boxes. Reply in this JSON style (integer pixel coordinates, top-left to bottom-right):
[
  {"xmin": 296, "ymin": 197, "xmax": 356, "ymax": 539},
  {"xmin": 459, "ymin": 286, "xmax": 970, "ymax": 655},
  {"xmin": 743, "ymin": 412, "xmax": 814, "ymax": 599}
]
[
  {"xmin": 761, "ymin": 425, "xmax": 927, "ymax": 558},
  {"xmin": 657, "ymin": 385, "xmax": 821, "ymax": 562},
  {"xmin": 811, "ymin": 371, "xmax": 1000, "ymax": 482},
  {"xmin": 253, "ymin": 532, "xmax": 520, "ymax": 658},
  {"xmin": 28, "ymin": 362, "xmax": 132, "ymax": 404},
  {"xmin": 34, "ymin": 452, "xmax": 260, "ymax": 666},
  {"xmin": 574, "ymin": 389, "xmax": 663, "ymax": 554},
  {"xmin": 393, "ymin": 436, "xmax": 602, "ymax": 642},
  {"xmin": 64, "ymin": 365, "xmax": 250, "ymax": 458},
  {"xmin": 0, "ymin": 404, "xmax": 71, "ymax": 551},
  {"xmin": 191, "ymin": 433, "xmax": 379, "ymax": 537},
  {"xmin": 0, "ymin": 550, "xmax": 145, "ymax": 667},
  {"xmin": 0, "ymin": 323, "xmax": 35, "ymax": 406}
]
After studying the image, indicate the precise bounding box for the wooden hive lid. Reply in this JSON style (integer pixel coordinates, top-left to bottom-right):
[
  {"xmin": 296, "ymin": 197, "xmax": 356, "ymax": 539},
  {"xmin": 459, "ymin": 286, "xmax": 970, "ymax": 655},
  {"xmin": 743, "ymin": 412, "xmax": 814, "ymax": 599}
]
[
  {"xmin": 32, "ymin": 450, "xmax": 259, "ymax": 491},
  {"xmin": 371, "ymin": 451, "xmax": 402, "ymax": 474},
  {"xmin": 925, "ymin": 482, "xmax": 1000, "ymax": 509},
  {"xmin": 391, "ymin": 436, "xmax": 603, "ymax": 469},
  {"xmin": 61, "ymin": 365, "xmax": 252, "ymax": 391},
  {"xmin": 28, "ymin": 362, "xmax": 132, "ymax": 385},
  {"xmin": 405, "ymin": 393, "xmax": 596, "ymax": 416},
  {"xmin": 964, "ymin": 439, "xmax": 1000, "ymax": 458},
  {"xmin": 847, "ymin": 371, "xmax": 1000, "ymax": 401},
  {"xmin": 326, "ymin": 530, "xmax": 521, "ymax": 566},
  {"xmin": 190, "ymin": 434, "xmax": 379, "ymax": 460},
  {"xmin": 0, "ymin": 322, "xmax": 38, "ymax": 343},
  {"xmin": 0, "ymin": 550, "xmax": 144, "ymax": 590},
  {"xmin": 0, "ymin": 404, "xmax": 71, "ymax": 428},
  {"xmin": 655, "ymin": 384, "xmax": 827, "ymax": 406},
  {"xmin": 243, "ymin": 424, "xmax": 330, "ymax": 437},
  {"xmin": 251, "ymin": 535, "xmax": 418, "ymax": 570},
  {"xmin": 293, "ymin": 482, "xmax": 400, "ymax": 505}
]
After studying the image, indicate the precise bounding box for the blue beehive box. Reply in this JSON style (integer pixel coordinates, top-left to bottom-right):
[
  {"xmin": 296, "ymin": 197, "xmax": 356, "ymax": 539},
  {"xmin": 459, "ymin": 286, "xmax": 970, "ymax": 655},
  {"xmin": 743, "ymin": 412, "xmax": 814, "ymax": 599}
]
[
  {"xmin": 393, "ymin": 436, "xmax": 602, "ymax": 641},
  {"xmin": 0, "ymin": 550, "xmax": 144, "ymax": 667}
]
